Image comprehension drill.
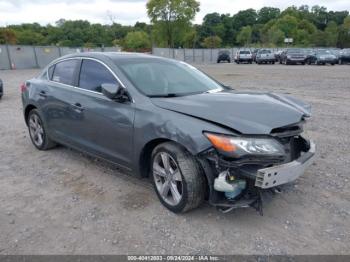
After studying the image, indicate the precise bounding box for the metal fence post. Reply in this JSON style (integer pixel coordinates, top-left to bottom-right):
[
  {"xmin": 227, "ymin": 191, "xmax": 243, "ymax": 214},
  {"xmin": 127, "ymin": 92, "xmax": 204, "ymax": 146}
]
[
  {"xmin": 33, "ymin": 46, "xmax": 39, "ymax": 68},
  {"xmin": 5, "ymin": 44, "xmax": 12, "ymax": 69},
  {"xmin": 58, "ymin": 46, "xmax": 62, "ymax": 57}
]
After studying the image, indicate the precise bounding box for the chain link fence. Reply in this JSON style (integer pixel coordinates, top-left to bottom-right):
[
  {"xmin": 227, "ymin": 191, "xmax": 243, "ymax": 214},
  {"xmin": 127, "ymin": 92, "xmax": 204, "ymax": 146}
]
[{"xmin": 0, "ymin": 45, "xmax": 120, "ymax": 70}]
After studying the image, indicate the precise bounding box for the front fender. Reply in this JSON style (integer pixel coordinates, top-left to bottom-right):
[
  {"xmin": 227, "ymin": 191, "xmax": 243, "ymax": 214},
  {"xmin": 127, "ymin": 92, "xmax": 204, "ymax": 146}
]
[{"xmin": 132, "ymin": 104, "xmax": 235, "ymax": 176}]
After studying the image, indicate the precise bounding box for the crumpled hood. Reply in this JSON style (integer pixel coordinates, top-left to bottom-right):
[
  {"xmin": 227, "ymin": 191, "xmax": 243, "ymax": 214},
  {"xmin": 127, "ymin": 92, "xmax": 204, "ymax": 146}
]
[{"xmin": 151, "ymin": 90, "xmax": 311, "ymax": 134}]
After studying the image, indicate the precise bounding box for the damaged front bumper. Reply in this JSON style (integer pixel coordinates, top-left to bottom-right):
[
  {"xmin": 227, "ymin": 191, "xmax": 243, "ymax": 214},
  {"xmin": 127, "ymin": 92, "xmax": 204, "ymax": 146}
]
[
  {"xmin": 255, "ymin": 141, "xmax": 315, "ymax": 189},
  {"xmin": 198, "ymin": 138, "xmax": 316, "ymax": 215}
]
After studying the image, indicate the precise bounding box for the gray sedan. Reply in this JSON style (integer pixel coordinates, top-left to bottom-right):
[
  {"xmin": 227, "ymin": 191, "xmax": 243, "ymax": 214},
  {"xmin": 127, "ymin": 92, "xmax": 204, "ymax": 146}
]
[{"xmin": 21, "ymin": 53, "xmax": 315, "ymax": 214}]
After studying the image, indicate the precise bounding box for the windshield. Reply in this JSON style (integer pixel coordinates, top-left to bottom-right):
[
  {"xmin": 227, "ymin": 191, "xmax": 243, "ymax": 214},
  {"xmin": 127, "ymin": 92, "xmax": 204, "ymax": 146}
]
[
  {"xmin": 287, "ymin": 49, "xmax": 304, "ymax": 54},
  {"xmin": 240, "ymin": 51, "xmax": 251, "ymax": 54},
  {"xmin": 259, "ymin": 50, "xmax": 271, "ymax": 54},
  {"xmin": 116, "ymin": 58, "xmax": 223, "ymax": 97},
  {"xmin": 317, "ymin": 50, "xmax": 331, "ymax": 54}
]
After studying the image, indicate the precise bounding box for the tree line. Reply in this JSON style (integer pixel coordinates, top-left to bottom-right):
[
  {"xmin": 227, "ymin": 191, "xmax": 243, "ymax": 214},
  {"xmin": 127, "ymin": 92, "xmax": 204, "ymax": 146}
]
[{"xmin": 1, "ymin": 1, "xmax": 350, "ymax": 49}]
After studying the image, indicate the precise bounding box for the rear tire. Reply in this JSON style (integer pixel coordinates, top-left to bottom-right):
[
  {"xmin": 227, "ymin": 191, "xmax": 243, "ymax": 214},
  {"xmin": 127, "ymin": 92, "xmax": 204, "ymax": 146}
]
[
  {"xmin": 27, "ymin": 109, "xmax": 56, "ymax": 150},
  {"xmin": 151, "ymin": 142, "xmax": 206, "ymax": 213}
]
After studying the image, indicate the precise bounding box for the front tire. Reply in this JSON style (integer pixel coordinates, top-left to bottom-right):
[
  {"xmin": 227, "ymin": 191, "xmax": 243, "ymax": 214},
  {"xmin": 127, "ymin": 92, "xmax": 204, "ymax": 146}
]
[
  {"xmin": 28, "ymin": 109, "xmax": 56, "ymax": 150},
  {"xmin": 151, "ymin": 142, "xmax": 205, "ymax": 213}
]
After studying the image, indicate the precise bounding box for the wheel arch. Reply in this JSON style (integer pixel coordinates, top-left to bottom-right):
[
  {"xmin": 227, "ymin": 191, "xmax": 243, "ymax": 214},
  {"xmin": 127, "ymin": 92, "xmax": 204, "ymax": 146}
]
[
  {"xmin": 138, "ymin": 138, "xmax": 207, "ymax": 176},
  {"xmin": 139, "ymin": 138, "xmax": 185, "ymax": 178},
  {"xmin": 24, "ymin": 104, "xmax": 37, "ymax": 126},
  {"xmin": 139, "ymin": 138, "xmax": 210, "ymax": 200}
]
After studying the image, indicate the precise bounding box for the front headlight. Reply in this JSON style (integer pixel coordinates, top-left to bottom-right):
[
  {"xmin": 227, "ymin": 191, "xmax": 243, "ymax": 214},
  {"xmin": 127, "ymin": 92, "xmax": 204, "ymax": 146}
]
[
  {"xmin": 287, "ymin": 55, "xmax": 291, "ymax": 59},
  {"xmin": 204, "ymin": 133, "xmax": 285, "ymax": 158}
]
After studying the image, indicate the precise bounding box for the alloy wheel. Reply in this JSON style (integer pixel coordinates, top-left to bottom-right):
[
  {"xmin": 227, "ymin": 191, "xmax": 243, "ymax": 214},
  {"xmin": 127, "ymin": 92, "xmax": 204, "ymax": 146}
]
[
  {"xmin": 153, "ymin": 152, "xmax": 183, "ymax": 206},
  {"xmin": 29, "ymin": 114, "xmax": 44, "ymax": 147}
]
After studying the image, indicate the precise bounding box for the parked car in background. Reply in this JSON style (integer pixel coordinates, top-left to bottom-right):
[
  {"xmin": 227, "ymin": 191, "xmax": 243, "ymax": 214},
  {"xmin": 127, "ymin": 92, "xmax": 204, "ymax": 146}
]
[
  {"xmin": 217, "ymin": 50, "xmax": 231, "ymax": 63},
  {"xmin": 329, "ymin": 48, "xmax": 341, "ymax": 59},
  {"xmin": 306, "ymin": 49, "xmax": 337, "ymax": 65},
  {"xmin": 274, "ymin": 50, "xmax": 284, "ymax": 62},
  {"xmin": 338, "ymin": 49, "xmax": 350, "ymax": 64},
  {"xmin": 21, "ymin": 52, "xmax": 315, "ymax": 214},
  {"xmin": 234, "ymin": 50, "xmax": 253, "ymax": 64},
  {"xmin": 252, "ymin": 49, "xmax": 260, "ymax": 63},
  {"xmin": 279, "ymin": 49, "xmax": 307, "ymax": 65},
  {"xmin": 0, "ymin": 79, "xmax": 3, "ymax": 99},
  {"xmin": 256, "ymin": 49, "xmax": 276, "ymax": 64}
]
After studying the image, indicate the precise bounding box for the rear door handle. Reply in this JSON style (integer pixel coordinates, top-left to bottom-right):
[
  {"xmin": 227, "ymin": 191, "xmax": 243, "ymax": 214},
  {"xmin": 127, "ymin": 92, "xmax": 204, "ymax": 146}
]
[
  {"xmin": 71, "ymin": 102, "xmax": 85, "ymax": 112},
  {"xmin": 39, "ymin": 90, "xmax": 47, "ymax": 98}
]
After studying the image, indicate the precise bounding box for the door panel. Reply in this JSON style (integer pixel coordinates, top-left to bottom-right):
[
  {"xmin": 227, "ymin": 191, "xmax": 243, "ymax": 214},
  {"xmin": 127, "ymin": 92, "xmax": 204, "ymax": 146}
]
[
  {"xmin": 41, "ymin": 59, "xmax": 82, "ymax": 144},
  {"xmin": 71, "ymin": 91, "xmax": 135, "ymax": 167},
  {"xmin": 73, "ymin": 59, "xmax": 135, "ymax": 167}
]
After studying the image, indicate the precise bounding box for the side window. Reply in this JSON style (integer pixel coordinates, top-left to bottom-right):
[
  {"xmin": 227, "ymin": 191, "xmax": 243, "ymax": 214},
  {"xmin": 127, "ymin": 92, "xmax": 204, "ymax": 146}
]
[
  {"xmin": 48, "ymin": 65, "xmax": 55, "ymax": 80},
  {"xmin": 52, "ymin": 59, "xmax": 79, "ymax": 86},
  {"xmin": 79, "ymin": 60, "xmax": 118, "ymax": 93}
]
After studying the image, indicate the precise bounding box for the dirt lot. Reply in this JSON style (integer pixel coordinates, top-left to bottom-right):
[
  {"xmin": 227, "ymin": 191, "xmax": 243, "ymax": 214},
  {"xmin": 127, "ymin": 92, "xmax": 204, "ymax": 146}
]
[{"xmin": 0, "ymin": 64, "xmax": 349, "ymax": 255}]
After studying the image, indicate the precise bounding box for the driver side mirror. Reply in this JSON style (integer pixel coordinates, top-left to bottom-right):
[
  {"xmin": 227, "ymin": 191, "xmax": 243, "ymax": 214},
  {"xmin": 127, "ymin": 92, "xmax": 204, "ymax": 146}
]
[{"xmin": 101, "ymin": 83, "xmax": 129, "ymax": 102}]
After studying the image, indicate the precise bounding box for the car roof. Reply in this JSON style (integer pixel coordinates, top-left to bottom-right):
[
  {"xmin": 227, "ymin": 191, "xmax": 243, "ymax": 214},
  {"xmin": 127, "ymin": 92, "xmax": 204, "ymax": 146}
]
[
  {"xmin": 61, "ymin": 52, "xmax": 152, "ymax": 60},
  {"xmin": 48, "ymin": 52, "xmax": 175, "ymax": 67}
]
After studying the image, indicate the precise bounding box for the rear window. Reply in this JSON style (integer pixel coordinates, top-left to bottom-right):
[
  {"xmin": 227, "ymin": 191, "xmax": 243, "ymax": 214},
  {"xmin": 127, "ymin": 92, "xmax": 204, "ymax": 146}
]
[
  {"xmin": 239, "ymin": 51, "xmax": 251, "ymax": 54},
  {"xmin": 52, "ymin": 59, "xmax": 79, "ymax": 86}
]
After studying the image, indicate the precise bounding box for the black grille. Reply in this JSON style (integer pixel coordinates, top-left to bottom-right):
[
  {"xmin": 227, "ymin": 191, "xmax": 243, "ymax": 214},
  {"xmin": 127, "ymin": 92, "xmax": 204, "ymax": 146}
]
[{"xmin": 271, "ymin": 122, "xmax": 306, "ymax": 162}]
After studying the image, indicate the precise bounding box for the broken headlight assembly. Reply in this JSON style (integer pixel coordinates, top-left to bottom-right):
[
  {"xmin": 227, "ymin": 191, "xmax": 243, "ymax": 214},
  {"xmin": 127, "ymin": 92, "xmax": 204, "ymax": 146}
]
[{"xmin": 204, "ymin": 132, "xmax": 285, "ymax": 159}]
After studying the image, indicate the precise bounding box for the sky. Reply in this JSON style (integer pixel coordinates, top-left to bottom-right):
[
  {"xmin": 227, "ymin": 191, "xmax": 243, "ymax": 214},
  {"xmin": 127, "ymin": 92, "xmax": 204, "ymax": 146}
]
[{"xmin": 0, "ymin": 0, "xmax": 349, "ymax": 26}]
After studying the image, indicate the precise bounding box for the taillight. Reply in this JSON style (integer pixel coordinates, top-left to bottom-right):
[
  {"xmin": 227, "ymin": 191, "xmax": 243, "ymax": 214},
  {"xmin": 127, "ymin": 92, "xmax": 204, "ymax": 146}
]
[{"xmin": 20, "ymin": 82, "xmax": 27, "ymax": 93}]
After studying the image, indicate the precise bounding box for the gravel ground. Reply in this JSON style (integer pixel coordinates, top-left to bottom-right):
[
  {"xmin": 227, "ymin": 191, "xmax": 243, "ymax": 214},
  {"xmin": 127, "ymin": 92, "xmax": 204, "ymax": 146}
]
[{"xmin": 0, "ymin": 64, "xmax": 349, "ymax": 255}]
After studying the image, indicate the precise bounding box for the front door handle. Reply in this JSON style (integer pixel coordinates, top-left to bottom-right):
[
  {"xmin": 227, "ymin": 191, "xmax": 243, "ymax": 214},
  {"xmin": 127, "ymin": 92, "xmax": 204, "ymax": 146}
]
[
  {"xmin": 71, "ymin": 103, "xmax": 85, "ymax": 112},
  {"xmin": 39, "ymin": 90, "xmax": 47, "ymax": 98}
]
